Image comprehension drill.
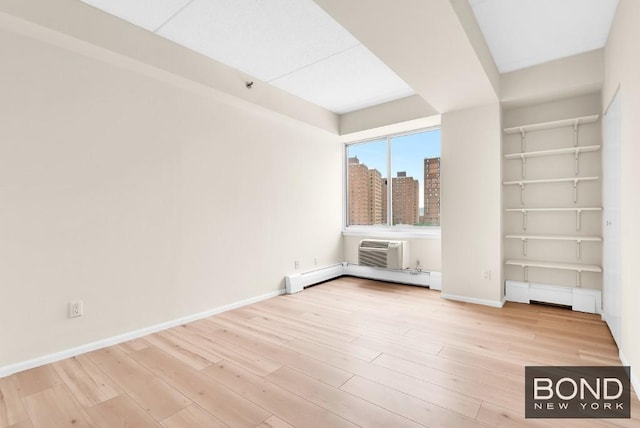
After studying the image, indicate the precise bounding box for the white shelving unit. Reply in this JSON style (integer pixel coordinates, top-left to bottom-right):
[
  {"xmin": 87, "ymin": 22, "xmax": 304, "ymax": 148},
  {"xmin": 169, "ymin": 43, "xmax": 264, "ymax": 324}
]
[
  {"xmin": 505, "ymin": 234, "xmax": 602, "ymax": 258},
  {"xmin": 504, "ymin": 145, "xmax": 601, "ymax": 177},
  {"xmin": 505, "ymin": 207, "xmax": 602, "ymax": 230},
  {"xmin": 503, "ymin": 176, "xmax": 598, "ymax": 204},
  {"xmin": 506, "ymin": 259, "xmax": 602, "ymax": 287},
  {"xmin": 503, "ymin": 113, "xmax": 602, "ymax": 313},
  {"xmin": 504, "ymin": 114, "xmax": 599, "ymax": 151}
]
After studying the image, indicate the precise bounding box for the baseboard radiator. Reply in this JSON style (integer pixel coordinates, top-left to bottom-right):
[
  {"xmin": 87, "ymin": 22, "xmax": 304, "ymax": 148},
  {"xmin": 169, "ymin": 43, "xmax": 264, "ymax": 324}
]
[
  {"xmin": 505, "ymin": 280, "xmax": 601, "ymax": 314},
  {"xmin": 285, "ymin": 262, "xmax": 440, "ymax": 294}
]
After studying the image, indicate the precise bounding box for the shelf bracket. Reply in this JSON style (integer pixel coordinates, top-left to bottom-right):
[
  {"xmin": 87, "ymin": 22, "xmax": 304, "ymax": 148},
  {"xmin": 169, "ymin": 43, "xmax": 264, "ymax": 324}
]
[
  {"xmin": 524, "ymin": 265, "xmax": 529, "ymax": 282},
  {"xmin": 521, "ymin": 155, "xmax": 527, "ymax": 178},
  {"xmin": 576, "ymin": 270, "xmax": 582, "ymax": 288},
  {"xmin": 576, "ymin": 209, "xmax": 582, "ymax": 231},
  {"xmin": 520, "ymin": 129, "xmax": 527, "ymax": 152},
  {"xmin": 573, "ymin": 179, "xmax": 578, "ymax": 203},
  {"xmin": 573, "ymin": 121, "xmax": 579, "ymax": 147},
  {"xmin": 523, "ymin": 211, "xmax": 528, "ymax": 230},
  {"xmin": 522, "ymin": 238, "xmax": 528, "ymax": 256},
  {"xmin": 576, "ymin": 240, "xmax": 582, "ymax": 259},
  {"xmin": 574, "ymin": 151, "xmax": 579, "ymax": 175},
  {"xmin": 520, "ymin": 183, "xmax": 526, "ymax": 205}
]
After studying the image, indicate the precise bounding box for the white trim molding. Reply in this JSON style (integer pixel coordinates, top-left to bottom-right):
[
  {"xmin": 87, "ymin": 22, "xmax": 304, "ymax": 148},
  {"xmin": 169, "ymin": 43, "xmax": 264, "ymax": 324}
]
[
  {"xmin": 619, "ymin": 350, "xmax": 640, "ymax": 402},
  {"xmin": 0, "ymin": 288, "xmax": 284, "ymax": 379},
  {"xmin": 441, "ymin": 293, "xmax": 506, "ymax": 308},
  {"xmin": 285, "ymin": 263, "xmax": 345, "ymax": 293},
  {"xmin": 505, "ymin": 280, "xmax": 602, "ymax": 314},
  {"xmin": 342, "ymin": 227, "xmax": 441, "ymax": 240},
  {"xmin": 429, "ymin": 271, "xmax": 442, "ymax": 291}
]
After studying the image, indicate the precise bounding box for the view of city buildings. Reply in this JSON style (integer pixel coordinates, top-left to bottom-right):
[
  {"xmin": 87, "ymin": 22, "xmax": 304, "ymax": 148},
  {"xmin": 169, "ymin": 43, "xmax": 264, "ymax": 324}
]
[
  {"xmin": 347, "ymin": 157, "xmax": 384, "ymax": 225},
  {"xmin": 348, "ymin": 156, "xmax": 441, "ymax": 226},
  {"xmin": 423, "ymin": 157, "xmax": 441, "ymax": 225},
  {"xmin": 392, "ymin": 171, "xmax": 419, "ymax": 225}
]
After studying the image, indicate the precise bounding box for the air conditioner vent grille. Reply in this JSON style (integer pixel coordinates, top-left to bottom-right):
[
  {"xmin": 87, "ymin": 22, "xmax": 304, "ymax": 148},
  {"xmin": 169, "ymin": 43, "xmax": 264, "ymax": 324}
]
[
  {"xmin": 358, "ymin": 240, "xmax": 409, "ymax": 269},
  {"xmin": 360, "ymin": 240, "xmax": 391, "ymax": 249},
  {"xmin": 359, "ymin": 248, "xmax": 388, "ymax": 267}
]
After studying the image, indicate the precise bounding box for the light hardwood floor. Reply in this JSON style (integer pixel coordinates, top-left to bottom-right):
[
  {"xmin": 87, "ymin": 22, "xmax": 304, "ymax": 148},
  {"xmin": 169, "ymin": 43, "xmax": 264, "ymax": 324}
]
[{"xmin": 1, "ymin": 277, "xmax": 638, "ymax": 427}]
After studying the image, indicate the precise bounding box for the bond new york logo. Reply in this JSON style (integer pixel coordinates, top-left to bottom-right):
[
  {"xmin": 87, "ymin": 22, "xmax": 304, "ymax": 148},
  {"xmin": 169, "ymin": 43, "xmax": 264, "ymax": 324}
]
[{"xmin": 525, "ymin": 366, "xmax": 631, "ymax": 418}]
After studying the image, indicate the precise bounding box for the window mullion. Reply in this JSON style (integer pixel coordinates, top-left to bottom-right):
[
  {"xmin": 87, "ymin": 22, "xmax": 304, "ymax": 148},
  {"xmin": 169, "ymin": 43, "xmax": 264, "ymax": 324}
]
[{"xmin": 387, "ymin": 136, "xmax": 392, "ymax": 227}]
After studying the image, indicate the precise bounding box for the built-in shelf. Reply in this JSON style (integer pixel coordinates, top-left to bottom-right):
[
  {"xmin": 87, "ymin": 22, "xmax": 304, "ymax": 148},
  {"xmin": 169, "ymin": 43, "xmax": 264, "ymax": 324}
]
[
  {"xmin": 503, "ymin": 111, "xmax": 602, "ymax": 303},
  {"xmin": 506, "ymin": 259, "xmax": 602, "ymax": 272},
  {"xmin": 503, "ymin": 177, "xmax": 598, "ymax": 204},
  {"xmin": 506, "ymin": 259, "xmax": 602, "ymax": 287},
  {"xmin": 505, "ymin": 207, "xmax": 602, "ymax": 230},
  {"xmin": 504, "ymin": 145, "xmax": 600, "ymax": 160},
  {"xmin": 504, "ymin": 114, "xmax": 600, "ymax": 151},
  {"xmin": 505, "ymin": 145, "xmax": 601, "ymax": 177},
  {"xmin": 505, "ymin": 208, "xmax": 602, "ymax": 212},
  {"xmin": 504, "ymin": 115, "xmax": 600, "ymax": 135},
  {"xmin": 505, "ymin": 234, "xmax": 601, "ymax": 241},
  {"xmin": 503, "ymin": 177, "xmax": 598, "ymax": 185},
  {"xmin": 505, "ymin": 234, "xmax": 602, "ymax": 258}
]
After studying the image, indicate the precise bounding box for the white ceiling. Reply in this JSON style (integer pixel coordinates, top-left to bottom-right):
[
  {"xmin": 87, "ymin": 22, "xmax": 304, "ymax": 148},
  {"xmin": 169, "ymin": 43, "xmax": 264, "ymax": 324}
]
[
  {"xmin": 79, "ymin": 0, "xmax": 414, "ymax": 114},
  {"xmin": 470, "ymin": 0, "xmax": 619, "ymax": 73},
  {"xmin": 78, "ymin": 0, "xmax": 620, "ymax": 115}
]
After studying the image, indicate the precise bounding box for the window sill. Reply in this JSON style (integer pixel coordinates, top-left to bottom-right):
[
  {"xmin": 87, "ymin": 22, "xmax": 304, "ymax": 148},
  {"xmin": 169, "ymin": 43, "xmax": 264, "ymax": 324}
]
[{"xmin": 342, "ymin": 226, "xmax": 441, "ymax": 240}]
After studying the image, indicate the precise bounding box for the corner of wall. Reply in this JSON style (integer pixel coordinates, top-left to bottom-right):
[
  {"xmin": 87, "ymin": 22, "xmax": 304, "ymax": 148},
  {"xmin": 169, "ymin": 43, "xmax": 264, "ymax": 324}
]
[{"xmin": 441, "ymin": 102, "xmax": 503, "ymax": 306}]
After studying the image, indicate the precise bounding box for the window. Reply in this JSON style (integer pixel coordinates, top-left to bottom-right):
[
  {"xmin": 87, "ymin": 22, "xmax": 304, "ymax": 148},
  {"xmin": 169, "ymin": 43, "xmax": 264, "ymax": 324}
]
[{"xmin": 346, "ymin": 128, "xmax": 441, "ymax": 229}]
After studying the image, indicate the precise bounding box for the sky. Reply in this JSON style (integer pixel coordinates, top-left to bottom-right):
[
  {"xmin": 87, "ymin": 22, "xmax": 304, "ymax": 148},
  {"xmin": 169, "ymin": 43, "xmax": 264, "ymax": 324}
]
[{"xmin": 347, "ymin": 128, "xmax": 441, "ymax": 208}]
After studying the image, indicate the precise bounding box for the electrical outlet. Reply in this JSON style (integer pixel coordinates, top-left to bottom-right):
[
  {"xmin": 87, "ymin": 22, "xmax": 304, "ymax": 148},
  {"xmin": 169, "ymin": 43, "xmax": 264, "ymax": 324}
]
[
  {"xmin": 314, "ymin": 257, "xmax": 318, "ymax": 265},
  {"xmin": 294, "ymin": 260, "xmax": 299, "ymax": 269},
  {"xmin": 69, "ymin": 300, "xmax": 83, "ymax": 318},
  {"xmin": 483, "ymin": 270, "xmax": 492, "ymax": 280}
]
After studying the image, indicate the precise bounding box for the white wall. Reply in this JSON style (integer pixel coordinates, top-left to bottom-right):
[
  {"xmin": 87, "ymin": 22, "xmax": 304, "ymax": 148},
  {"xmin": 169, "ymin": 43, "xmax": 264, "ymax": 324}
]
[
  {"xmin": 602, "ymin": 0, "xmax": 640, "ymax": 389},
  {"xmin": 501, "ymin": 49, "xmax": 604, "ymax": 108},
  {"xmin": 0, "ymin": 1, "xmax": 339, "ymax": 133},
  {"xmin": 0, "ymin": 25, "xmax": 342, "ymax": 368},
  {"xmin": 340, "ymin": 95, "xmax": 438, "ymax": 135},
  {"xmin": 440, "ymin": 103, "xmax": 503, "ymax": 305}
]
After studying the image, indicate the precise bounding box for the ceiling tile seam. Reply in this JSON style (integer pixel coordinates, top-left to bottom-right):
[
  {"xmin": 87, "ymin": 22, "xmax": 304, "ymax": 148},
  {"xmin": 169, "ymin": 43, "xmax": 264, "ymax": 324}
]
[
  {"xmin": 266, "ymin": 43, "xmax": 362, "ymax": 84},
  {"xmin": 152, "ymin": 0, "xmax": 197, "ymax": 34}
]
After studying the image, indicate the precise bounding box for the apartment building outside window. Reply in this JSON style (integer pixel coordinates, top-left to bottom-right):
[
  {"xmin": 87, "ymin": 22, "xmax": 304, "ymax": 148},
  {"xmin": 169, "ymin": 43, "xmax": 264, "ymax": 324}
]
[{"xmin": 346, "ymin": 128, "xmax": 441, "ymax": 230}]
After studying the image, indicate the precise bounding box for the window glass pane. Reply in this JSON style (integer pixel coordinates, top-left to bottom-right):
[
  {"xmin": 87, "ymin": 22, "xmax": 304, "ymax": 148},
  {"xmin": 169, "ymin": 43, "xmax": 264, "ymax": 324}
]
[
  {"xmin": 347, "ymin": 139, "xmax": 387, "ymax": 226},
  {"xmin": 390, "ymin": 129, "xmax": 441, "ymax": 226}
]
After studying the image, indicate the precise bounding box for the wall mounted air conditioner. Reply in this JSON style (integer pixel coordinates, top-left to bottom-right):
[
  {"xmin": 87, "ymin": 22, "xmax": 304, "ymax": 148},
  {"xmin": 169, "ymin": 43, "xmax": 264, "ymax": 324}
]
[{"xmin": 358, "ymin": 240, "xmax": 409, "ymax": 270}]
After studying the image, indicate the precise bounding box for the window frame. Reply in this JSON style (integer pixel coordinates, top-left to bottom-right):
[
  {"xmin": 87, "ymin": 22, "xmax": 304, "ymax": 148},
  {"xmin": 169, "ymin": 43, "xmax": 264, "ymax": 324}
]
[{"xmin": 343, "ymin": 126, "xmax": 441, "ymax": 239}]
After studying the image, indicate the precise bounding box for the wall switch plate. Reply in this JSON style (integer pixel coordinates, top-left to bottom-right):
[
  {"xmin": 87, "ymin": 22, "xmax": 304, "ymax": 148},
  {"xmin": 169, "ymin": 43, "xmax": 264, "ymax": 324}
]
[
  {"xmin": 69, "ymin": 300, "xmax": 83, "ymax": 318},
  {"xmin": 294, "ymin": 260, "xmax": 300, "ymax": 269}
]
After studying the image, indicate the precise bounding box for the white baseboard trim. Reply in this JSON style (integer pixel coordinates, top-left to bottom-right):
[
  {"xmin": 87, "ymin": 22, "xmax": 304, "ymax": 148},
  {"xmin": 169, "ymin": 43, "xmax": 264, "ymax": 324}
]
[
  {"xmin": 619, "ymin": 350, "xmax": 640, "ymax": 401},
  {"xmin": 504, "ymin": 280, "xmax": 602, "ymax": 314},
  {"xmin": 284, "ymin": 263, "xmax": 438, "ymax": 293},
  {"xmin": 441, "ymin": 293, "xmax": 506, "ymax": 308},
  {"xmin": 285, "ymin": 263, "xmax": 344, "ymax": 294},
  {"xmin": 343, "ymin": 264, "xmax": 430, "ymax": 287},
  {"xmin": 429, "ymin": 271, "xmax": 442, "ymax": 291},
  {"xmin": 0, "ymin": 288, "xmax": 284, "ymax": 379}
]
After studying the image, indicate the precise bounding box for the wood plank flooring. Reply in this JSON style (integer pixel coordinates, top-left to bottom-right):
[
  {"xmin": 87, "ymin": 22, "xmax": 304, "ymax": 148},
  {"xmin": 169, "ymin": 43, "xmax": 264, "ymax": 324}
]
[{"xmin": 1, "ymin": 277, "xmax": 638, "ymax": 427}]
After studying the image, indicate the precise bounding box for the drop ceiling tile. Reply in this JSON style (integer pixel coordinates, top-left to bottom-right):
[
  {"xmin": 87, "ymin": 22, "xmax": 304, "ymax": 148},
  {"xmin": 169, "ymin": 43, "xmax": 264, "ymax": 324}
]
[
  {"xmin": 470, "ymin": 0, "xmax": 618, "ymax": 73},
  {"xmin": 80, "ymin": 0, "xmax": 192, "ymax": 32},
  {"xmin": 156, "ymin": 0, "xmax": 360, "ymax": 82},
  {"xmin": 270, "ymin": 45, "xmax": 414, "ymax": 114}
]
